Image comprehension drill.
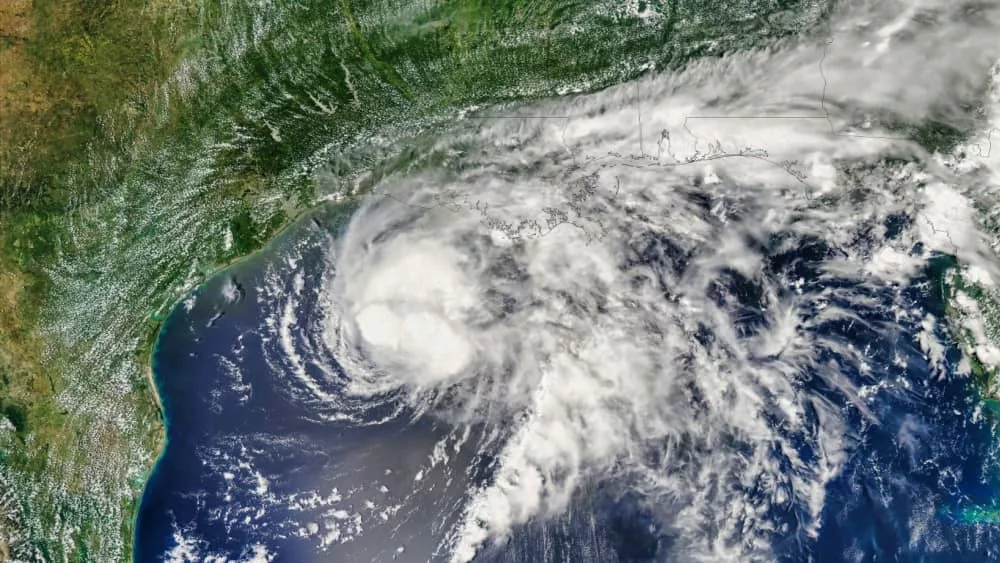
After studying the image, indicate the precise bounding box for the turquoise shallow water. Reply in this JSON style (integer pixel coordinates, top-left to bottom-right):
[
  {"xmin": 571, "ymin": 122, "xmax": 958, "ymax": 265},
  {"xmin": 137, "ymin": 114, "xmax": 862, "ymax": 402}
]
[{"xmin": 133, "ymin": 202, "xmax": 1000, "ymax": 562}]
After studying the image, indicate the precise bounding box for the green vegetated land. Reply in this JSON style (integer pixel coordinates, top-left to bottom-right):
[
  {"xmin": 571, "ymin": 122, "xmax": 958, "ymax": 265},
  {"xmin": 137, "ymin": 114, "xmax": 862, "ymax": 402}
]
[{"xmin": 0, "ymin": 0, "xmax": 996, "ymax": 560}]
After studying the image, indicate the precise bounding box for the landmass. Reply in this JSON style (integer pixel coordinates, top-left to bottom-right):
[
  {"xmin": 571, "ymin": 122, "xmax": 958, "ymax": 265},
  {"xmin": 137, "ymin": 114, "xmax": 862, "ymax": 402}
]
[{"xmin": 1, "ymin": 1, "xmax": 999, "ymax": 560}]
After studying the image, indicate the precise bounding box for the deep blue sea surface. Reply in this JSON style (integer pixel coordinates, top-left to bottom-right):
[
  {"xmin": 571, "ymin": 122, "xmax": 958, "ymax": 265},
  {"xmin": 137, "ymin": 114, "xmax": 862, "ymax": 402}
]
[{"xmin": 135, "ymin": 206, "xmax": 1000, "ymax": 562}]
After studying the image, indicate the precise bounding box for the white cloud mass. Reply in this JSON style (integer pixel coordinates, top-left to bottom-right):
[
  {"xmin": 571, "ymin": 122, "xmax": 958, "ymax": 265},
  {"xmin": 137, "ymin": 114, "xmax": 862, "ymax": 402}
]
[{"xmin": 305, "ymin": 1, "xmax": 1000, "ymax": 560}]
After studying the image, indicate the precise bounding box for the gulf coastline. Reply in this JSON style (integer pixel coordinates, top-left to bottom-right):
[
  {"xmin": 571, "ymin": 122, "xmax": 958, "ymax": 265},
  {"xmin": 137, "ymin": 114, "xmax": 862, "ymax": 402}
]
[
  {"xmin": 129, "ymin": 193, "xmax": 1000, "ymax": 560},
  {"xmin": 131, "ymin": 201, "xmax": 357, "ymax": 560}
]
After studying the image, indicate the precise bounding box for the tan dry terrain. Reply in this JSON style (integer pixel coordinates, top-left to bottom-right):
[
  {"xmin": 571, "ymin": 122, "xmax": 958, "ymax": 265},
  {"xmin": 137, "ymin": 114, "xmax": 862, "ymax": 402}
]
[{"xmin": 0, "ymin": 0, "xmax": 38, "ymax": 186}]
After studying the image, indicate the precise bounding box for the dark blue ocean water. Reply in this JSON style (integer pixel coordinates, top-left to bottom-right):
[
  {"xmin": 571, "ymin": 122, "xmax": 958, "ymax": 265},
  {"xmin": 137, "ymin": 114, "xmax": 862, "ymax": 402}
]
[{"xmin": 134, "ymin": 206, "xmax": 1000, "ymax": 563}]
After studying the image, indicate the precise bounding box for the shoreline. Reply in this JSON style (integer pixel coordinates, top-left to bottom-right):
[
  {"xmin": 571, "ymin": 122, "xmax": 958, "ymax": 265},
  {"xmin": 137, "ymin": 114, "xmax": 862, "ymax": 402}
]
[
  {"xmin": 138, "ymin": 207, "xmax": 312, "ymax": 427},
  {"xmin": 143, "ymin": 326, "xmax": 165, "ymax": 416},
  {"xmin": 130, "ymin": 201, "xmax": 341, "ymax": 557},
  {"xmin": 136, "ymin": 195, "xmax": 355, "ymax": 441}
]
